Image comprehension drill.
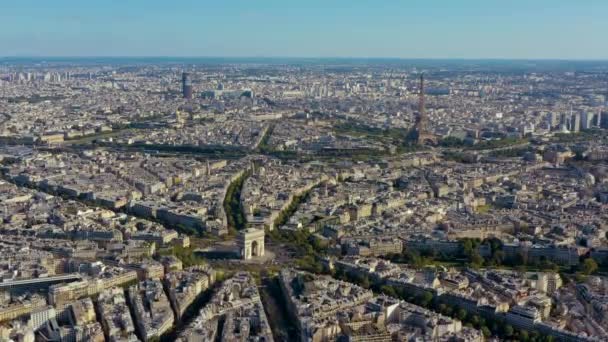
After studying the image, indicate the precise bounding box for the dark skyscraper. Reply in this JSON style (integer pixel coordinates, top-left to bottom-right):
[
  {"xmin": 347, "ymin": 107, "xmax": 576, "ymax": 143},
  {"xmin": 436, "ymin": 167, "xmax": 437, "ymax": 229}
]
[{"xmin": 182, "ymin": 72, "xmax": 193, "ymax": 99}]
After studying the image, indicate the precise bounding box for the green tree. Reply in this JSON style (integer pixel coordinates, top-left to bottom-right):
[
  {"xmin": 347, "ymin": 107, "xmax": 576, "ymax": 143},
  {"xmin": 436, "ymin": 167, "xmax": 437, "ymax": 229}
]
[
  {"xmin": 540, "ymin": 259, "xmax": 559, "ymax": 272},
  {"xmin": 462, "ymin": 239, "xmax": 474, "ymax": 256},
  {"xmin": 530, "ymin": 330, "xmax": 540, "ymax": 341},
  {"xmin": 440, "ymin": 136, "xmax": 465, "ymax": 147},
  {"xmin": 470, "ymin": 315, "xmax": 480, "ymax": 328},
  {"xmin": 575, "ymin": 272, "xmax": 588, "ymax": 283},
  {"xmin": 438, "ymin": 303, "xmax": 447, "ymax": 314},
  {"xmin": 444, "ymin": 304, "xmax": 453, "ymax": 316},
  {"xmin": 360, "ymin": 275, "xmax": 371, "ymax": 289},
  {"xmin": 380, "ymin": 285, "xmax": 397, "ymax": 298},
  {"xmin": 456, "ymin": 308, "xmax": 467, "ymax": 321},
  {"xmin": 492, "ymin": 250, "xmax": 505, "ymax": 266},
  {"xmin": 516, "ymin": 264, "xmax": 527, "ymax": 275},
  {"xmin": 582, "ymin": 258, "xmax": 598, "ymax": 275},
  {"xmin": 481, "ymin": 326, "xmax": 491, "ymax": 338},
  {"xmin": 407, "ymin": 251, "xmax": 431, "ymax": 269},
  {"xmin": 487, "ymin": 237, "xmax": 503, "ymax": 252},
  {"xmin": 515, "ymin": 250, "xmax": 528, "ymax": 266},
  {"xmin": 504, "ymin": 325, "xmax": 514, "ymax": 337},
  {"xmin": 490, "ymin": 321, "xmax": 499, "ymax": 334},
  {"xmin": 470, "ymin": 252, "xmax": 484, "ymax": 269},
  {"xmin": 419, "ymin": 291, "xmax": 434, "ymax": 307}
]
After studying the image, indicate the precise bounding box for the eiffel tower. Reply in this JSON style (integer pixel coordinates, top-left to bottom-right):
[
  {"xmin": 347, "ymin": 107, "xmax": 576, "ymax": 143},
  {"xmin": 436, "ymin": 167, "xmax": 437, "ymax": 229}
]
[{"xmin": 415, "ymin": 74, "xmax": 438, "ymax": 145}]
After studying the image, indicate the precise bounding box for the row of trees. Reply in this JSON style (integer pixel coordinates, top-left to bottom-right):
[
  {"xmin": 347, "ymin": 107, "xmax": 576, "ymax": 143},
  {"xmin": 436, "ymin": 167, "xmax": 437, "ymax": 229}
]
[
  {"xmin": 268, "ymin": 182, "xmax": 330, "ymax": 266},
  {"xmin": 331, "ymin": 268, "xmax": 555, "ymax": 342},
  {"xmin": 272, "ymin": 191, "xmax": 310, "ymax": 229},
  {"xmin": 384, "ymin": 237, "xmax": 596, "ymax": 276},
  {"xmin": 222, "ymin": 170, "xmax": 251, "ymax": 232},
  {"xmin": 123, "ymin": 142, "xmax": 248, "ymax": 158},
  {"xmin": 469, "ymin": 137, "xmax": 527, "ymax": 150},
  {"xmin": 439, "ymin": 136, "xmax": 467, "ymax": 147},
  {"xmin": 255, "ymin": 124, "xmax": 275, "ymax": 153},
  {"xmin": 439, "ymin": 136, "xmax": 528, "ymax": 151},
  {"xmin": 386, "ymin": 237, "xmax": 603, "ymax": 286},
  {"xmin": 490, "ymin": 146, "xmax": 533, "ymax": 158},
  {"xmin": 441, "ymin": 151, "xmax": 474, "ymax": 163},
  {"xmin": 173, "ymin": 223, "xmax": 203, "ymax": 237},
  {"xmin": 552, "ymin": 129, "xmax": 607, "ymax": 143}
]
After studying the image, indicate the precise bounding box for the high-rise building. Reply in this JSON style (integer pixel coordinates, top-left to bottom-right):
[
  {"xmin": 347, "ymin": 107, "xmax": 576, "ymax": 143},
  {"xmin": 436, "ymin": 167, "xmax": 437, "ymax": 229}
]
[
  {"xmin": 571, "ymin": 112, "xmax": 581, "ymax": 132},
  {"xmin": 547, "ymin": 112, "xmax": 558, "ymax": 128},
  {"xmin": 560, "ymin": 113, "xmax": 570, "ymax": 129},
  {"xmin": 581, "ymin": 112, "xmax": 593, "ymax": 130},
  {"xmin": 595, "ymin": 110, "xmax": 602, "ymax": 127},
  {"xmin": 601, "ymin": 111, "xmax": 608, "ymax": 129},
  {"xmin": 182, "ymin": 72, "xmax": 193, "ymax": 99}
]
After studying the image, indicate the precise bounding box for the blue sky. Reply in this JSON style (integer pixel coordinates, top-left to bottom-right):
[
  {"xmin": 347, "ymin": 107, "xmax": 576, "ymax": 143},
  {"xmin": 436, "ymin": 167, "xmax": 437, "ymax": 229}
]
[{"xmin": 1, "ymin": 0, "xmax": 607, "ymax": 59}]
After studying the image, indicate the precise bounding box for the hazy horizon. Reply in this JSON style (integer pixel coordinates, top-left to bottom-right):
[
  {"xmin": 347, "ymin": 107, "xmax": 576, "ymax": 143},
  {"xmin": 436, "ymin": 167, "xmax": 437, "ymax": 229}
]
[
  {"xmin": 2, "ymin": 0, "xmax": 607, "ymax": 60},
  {"xmin": 2, "ymin": 56, "xmax": 608, "ymax": 61}
]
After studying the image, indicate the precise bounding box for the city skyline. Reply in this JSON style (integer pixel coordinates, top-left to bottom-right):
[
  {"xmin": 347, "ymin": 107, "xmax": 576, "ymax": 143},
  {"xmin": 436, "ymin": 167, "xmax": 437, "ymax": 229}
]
[
  {"xmin": 2, "ymin": 2, "xmax": 608, "ymax": 341},
  {"xmin": 2, "ymin": 0, "xmax": 608, "ymax": 60}
]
